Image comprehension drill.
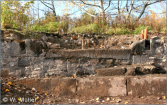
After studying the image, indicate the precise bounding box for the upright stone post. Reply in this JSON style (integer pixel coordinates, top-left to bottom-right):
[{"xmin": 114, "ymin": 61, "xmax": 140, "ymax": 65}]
[{"xmin": 82, "ymin": 39, "xmax": 84, "ymax": 49}]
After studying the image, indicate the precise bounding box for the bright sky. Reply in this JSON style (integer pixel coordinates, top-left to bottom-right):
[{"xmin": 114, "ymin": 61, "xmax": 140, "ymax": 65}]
[{"xmin": 23, "ymin": 1, "xmax": 166, "ymax": 19}]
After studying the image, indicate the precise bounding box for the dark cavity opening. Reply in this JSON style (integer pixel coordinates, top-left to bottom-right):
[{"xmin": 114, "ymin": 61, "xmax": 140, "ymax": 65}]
[
  {"xmin": 145, "ymin": 40, "xmax": 150, "ymax": 50},
  {"xmin": 19, "ymin": 41, "xmax": 26, "ymax": 51}
]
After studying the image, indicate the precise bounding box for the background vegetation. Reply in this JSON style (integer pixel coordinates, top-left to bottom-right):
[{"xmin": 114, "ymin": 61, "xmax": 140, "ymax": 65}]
[{"xmin": 1, "ymin": 0, "xmax": 166, "ymax": 36}]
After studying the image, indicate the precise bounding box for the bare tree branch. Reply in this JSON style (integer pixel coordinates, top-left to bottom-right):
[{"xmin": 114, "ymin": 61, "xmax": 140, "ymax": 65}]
[
  {"xmin": 147, "ymin": 0, "xmax": 165, "ymax": 6},
  {"xmin": 127, "ymin": 0, "xmax": 134, "ymax": 19},
  {"xmin": 135, "ymin": 3, "xmax": 148, "ymax": 22},
  {"xmin": 39, "ymin": 0, "xmax": 53, "ymax": 10},
  {"xmin": 80, "ymin": 0, "xmax": 101, "ymax": 8},
  {"xmin": 121, "ymin": 0, "xmax": 128, "ymax": 13},
  {"xmin": 71, "ymin": 1, "xmax": 97, "ymax": 17},
  {"xmin": 66, "ymin": 10, "xmax": 80, "ymax": 16},
  {"xmin": 126, "ymin": 0, "xmax": 128, "ymax": 12},
  {"xmin": 41, "ymin": 1, "xmax": 52, "ymax": 6},
  {"xmin": 32, "ymin": 5, "xmax": 45, "ymax": 12},
  {"xmin": 135, "ymin": 0, "xmax": 164, "ymax": 22},
  {"xmin": 118, "ymin": 0, "xmax": 120, "ymax": 15},
  {"xmin": 104, "ymin": 0, "xmax": 111, "ymax": 11},
  {"xmin": 51, "ymin": 0, "xmax": 56, "ymax": 19}
]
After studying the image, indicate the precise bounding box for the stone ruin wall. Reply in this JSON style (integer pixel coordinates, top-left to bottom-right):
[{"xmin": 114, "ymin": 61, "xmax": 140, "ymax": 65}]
[
  {"xmin": 1, "ymin": 35, "xmax": 166, "ymax": 78},
  {"xmin": 1, "ymin": 39, "xmax": 132, "ymax": 78}
]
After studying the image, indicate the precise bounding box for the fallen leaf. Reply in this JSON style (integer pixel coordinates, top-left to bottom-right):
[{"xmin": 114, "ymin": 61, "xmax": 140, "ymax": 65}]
[
  {"xmin": 96, "ymin": 97, "xmax": 99, "ymax": 101},
  {"xmin": 5, "ymin": 89, "xmax": 9, "ymax": 92},
  {"xmin": 162, "ymin": 96, "xmax": 166, "ymax": 99},
  {"xmin": 106, "ymin": 97, "xmax": 110, "ymax": 101},
  {"xmin": 35, "ymin": 97, "xmax": 39, "ymax": 100},
  {"xmin": 17, "ymin": 98, "xmax": 21, "ymax": 101},
  {"xmin": 125, "ymin": 101, "xmax": 128, "ymax": 104},
  {"xmin": 7, "ymin": 82, "xmax": 12, "ymax": 85},
  {"xmin": 80, "ymin": 101, "xmax": 85, "ymax": 103},
  {"xmin": 116, "ymin": 99, "xmax": 121, "ymax": 103},
  {"xmin": 45, "ymin": 93, "xmax": 47, "ymax": 95}
]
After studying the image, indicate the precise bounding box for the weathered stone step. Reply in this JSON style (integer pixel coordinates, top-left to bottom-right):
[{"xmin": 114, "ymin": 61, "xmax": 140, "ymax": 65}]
[
  {"xmin": 95, "ymin": 64, "xmax": 157, "ymax": 76},
  {"xmin": 95, "ymin": 66, "xmax": 126, "ymax": 76},
  {"xmin": 14, "ymin": 75, "xmax": 166, "ymax": 98},
  {"xmin": 46, "ymin": 49, "xmax": 131, "ymax": 59},
  {"xmin": 123, "ymin": 40, "xmax": 133, "ymax": 44}
]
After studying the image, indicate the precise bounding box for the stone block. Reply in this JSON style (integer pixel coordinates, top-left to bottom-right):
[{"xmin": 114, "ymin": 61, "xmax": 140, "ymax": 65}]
[
  {"xmin": 127, "ymin": 76, "xmax": 166, "ymax": 96},
  {"xmin": 10, "ymin": 41, "xmax": 21, "ymax": 56},
  {"xmin": 135, "ymin": 65, "xmax": 157, "ymax": 74},
  {"xmin": 132, "ymin": 55, "xmax": 141, "ymax": 64},
  {"xmin": 140, "ymin": 55, "xmax": 149, "ymax": 64},
  {"xmin": 95, "ymin": 66, "xmax": 126, "ymax": 76},
  {"xmin": 16, "ymin": 78, "xmax": 77, "ymax": 97},
  {"xmin": 77, "ymin": 77, "xmax": 127, "ymax": 98},
  {"xmin": 125, "ymin": 67, "xmax": 136, "ymax": 76},
  {"xmin": 25, "ymin": 39, "xmax": 35, "ymax": 56}
]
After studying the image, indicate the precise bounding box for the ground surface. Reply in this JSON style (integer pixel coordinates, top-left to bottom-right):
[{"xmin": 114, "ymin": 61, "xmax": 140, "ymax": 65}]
[{"xmin": 1, "ymin": 74, "xmax": 166, "ymax": 104}]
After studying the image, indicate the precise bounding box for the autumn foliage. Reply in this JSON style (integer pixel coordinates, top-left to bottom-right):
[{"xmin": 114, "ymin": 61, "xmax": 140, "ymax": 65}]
[{"xmin": 1, "ymin": 1, "xmax": 166, "ymax": 35}]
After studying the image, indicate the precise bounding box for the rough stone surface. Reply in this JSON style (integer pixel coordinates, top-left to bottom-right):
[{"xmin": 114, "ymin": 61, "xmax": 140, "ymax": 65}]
[
  {"xmin": 127, "ymin": 76, "xmax": 166, "ymax": 96},
  {"xmin": 1, "ymin": 35, "xmax": 166, "ymax": 78},
  {"xmin": 25, "ymin": 39, "xmax": 35, "ymax": 56},
  {"xmin": 46, "ymin": 49, "xmax": 131, "ymax": 59},
  {"xmin": 77, "ymin": 77, "xmax": 127, "ymax": 98},
  {"xmin": 10, "ymin": 41, "xmax": 21, "ymax": 56},
  {"xmin": 13, "ymin": 76, "xmax": 166, "ymax": 98},
  {"xmin": 125, "ymin": 67, "xmax": 136, "ymax": 76},
  {"xmin": 16, "ymin": 78, "xmax": 77, "ymax": 97},
  {"xmin": 135, "ymin": 64, "xmax": 157, "ymax": 74},
  {"xmin": 95, "ymin": 66, "xmax": 126, "ymax": 76}
]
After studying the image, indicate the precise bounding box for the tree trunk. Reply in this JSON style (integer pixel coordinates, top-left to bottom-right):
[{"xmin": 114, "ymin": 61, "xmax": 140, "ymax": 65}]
[{"xmin": 51, "ymin": 0, "xmax": 57, "ymax": 21}]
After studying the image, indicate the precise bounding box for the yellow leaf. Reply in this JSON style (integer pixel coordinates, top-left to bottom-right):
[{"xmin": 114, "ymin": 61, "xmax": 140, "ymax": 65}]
[
  {"xmin": 80, "ymin": 101, "xmax": 85, "ymax": 103},
  {"xmin": 18, "ymin": 98, "xmax": 21, "ymax": 101},
  {"xmin": 35, "ymin": 97, "xmax": 39, "ymax": 100},
  {"xmin": 163, "ymin": 96, "xmax": 166, "ymax": 99},
  {"xmin": 5, "ymin": 89, "xmax": 9, "ymax": 92},
  {"xmin": 7, "ymin": 82, "xmax": 12, "ymax": 85},
  {"xmin": 45, "ymin": 93, "xmax": 47, "ymax": 95},
  {"xmin": 125, "ymin": 101, "xmax": 128, "ymax": 104}
]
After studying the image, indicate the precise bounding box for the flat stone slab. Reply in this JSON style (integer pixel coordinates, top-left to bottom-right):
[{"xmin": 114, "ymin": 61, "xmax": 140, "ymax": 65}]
[
  {"xmin": 127, "ymin": 76, "xmax": 166, "ymax": 96},
  {"xmin": 95, "ymin": 64, "xmax": 157, "ymax": 76},
  {"xmin": 46, "ymin": 49, "xmax": 131, "ymax": 59},
  {"xmin": 15, "ymin": 78, "xmax": 77, "ymax": 97},
  {"xmin": 14, "ymin": 75, "xmax": 166, "ymax": 98},
  {"xmin": 95, "ymin": 66, "xmax": 126, "ymax": 76},
  {"xmin": 77, "ymin": 77, "xmax": 127, "ymax": 98},
  {"xmin": 123, "ymin": 40, "xmax": 133, "ymax": 44}
]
